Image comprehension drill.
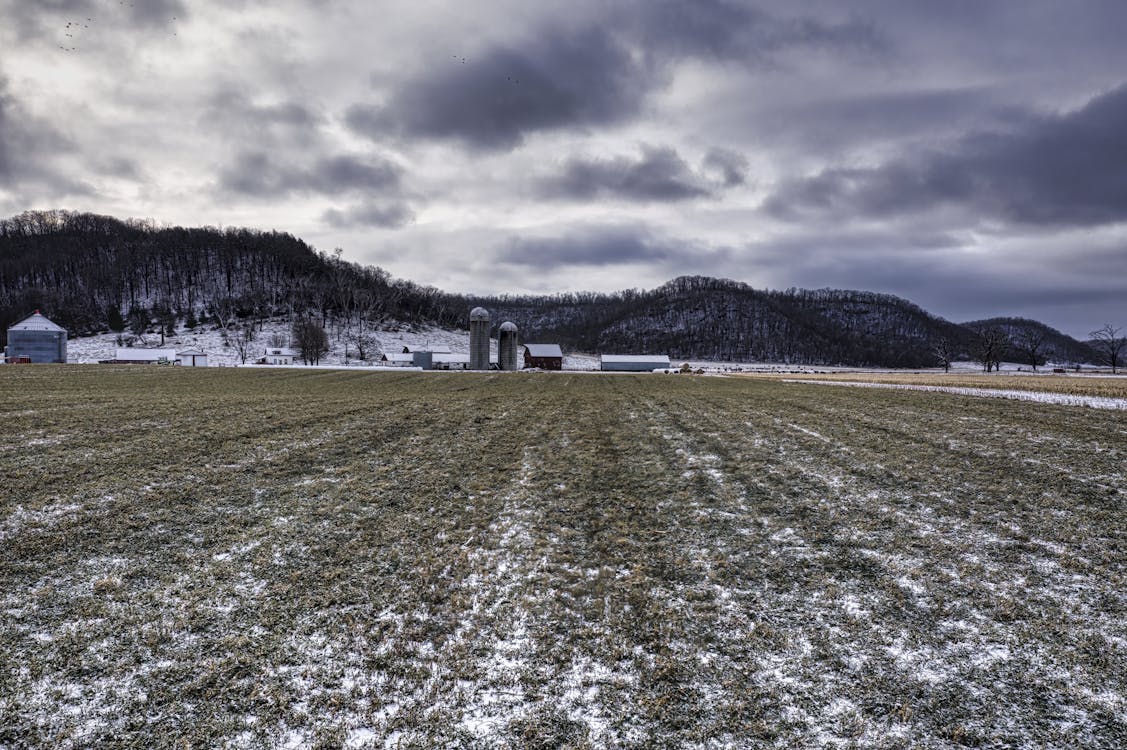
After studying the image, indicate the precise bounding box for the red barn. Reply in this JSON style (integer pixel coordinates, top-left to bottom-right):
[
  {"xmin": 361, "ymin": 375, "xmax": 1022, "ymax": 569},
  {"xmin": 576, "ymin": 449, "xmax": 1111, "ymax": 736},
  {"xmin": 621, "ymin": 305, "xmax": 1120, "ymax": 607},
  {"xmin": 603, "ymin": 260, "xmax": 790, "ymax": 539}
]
[{"xmin": 523, "ymin": 343, "xmax": 563, "ymax": 370}]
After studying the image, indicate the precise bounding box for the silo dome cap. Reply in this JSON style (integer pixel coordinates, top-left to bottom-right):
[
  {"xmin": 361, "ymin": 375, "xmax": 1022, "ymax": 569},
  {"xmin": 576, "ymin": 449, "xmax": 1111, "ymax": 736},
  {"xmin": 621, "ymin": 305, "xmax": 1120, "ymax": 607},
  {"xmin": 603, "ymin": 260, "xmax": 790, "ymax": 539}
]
[
  {"xmin": 470, "ymin": 307, "xmax": 490, "ymax": 321},
  {"xmin": 499, "ymin": 321, "xmax": 518, "ymax": 332}
]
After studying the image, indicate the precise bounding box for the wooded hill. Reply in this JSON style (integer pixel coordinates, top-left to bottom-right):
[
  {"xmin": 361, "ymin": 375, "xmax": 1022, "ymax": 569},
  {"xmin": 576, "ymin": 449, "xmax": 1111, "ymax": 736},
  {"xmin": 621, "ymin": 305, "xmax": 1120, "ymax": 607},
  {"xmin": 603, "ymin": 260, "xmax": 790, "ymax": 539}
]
[{"xmin": 0, "ymin": 210, "xmax": 1101, "ymax": 367}]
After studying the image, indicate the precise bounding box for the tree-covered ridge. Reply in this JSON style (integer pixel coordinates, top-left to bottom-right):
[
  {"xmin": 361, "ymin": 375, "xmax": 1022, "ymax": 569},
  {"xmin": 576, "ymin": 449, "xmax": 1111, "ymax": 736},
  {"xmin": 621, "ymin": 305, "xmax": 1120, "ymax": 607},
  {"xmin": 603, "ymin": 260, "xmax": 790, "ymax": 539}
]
[
  {"xmin": 0, "ymin": 210, "xmax": 463, "ymax": 338},
  {"xmin": 0, "ymin": 211, "xmax": 1102, "ymax": 367}
]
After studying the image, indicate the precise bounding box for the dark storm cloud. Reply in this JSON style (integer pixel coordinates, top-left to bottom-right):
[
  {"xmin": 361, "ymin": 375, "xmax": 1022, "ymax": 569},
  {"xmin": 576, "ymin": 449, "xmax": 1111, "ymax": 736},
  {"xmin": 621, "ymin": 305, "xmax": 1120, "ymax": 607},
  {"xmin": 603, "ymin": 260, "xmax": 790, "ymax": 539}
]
[
  {"xmin": 765, "ymin": 82, "xmax": 1127, "ymax": 227},
  {"xmin": 498, "ymin": 225, "xmax": 727, "ymax": 270},
  {"xmin": 321, "ymin": 203, "xmax": 415, "ymax": 230},
  {"xmin": 219, "ymin": 152, "xmax": 403, "ymax": 198},
  {"xmin": 537, "ymin": 146, "xmax": 712, "ymax": 202},
  {"xmin": 346, "ymin": 27, "xmax": 648, "ymax": 151},
  {"xmin": 347, "ymin": 2, "xmax": 888, "ymax": 152}
]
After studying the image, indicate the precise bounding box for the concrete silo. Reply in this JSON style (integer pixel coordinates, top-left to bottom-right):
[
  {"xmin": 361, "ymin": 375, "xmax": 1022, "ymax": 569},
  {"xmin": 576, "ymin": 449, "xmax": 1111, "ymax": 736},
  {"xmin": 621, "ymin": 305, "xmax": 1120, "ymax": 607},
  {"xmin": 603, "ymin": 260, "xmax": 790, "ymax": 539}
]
[
  {"xmin": 469, "ymin": 307, "xmax": 491, "ymax": 370},
  {"xmin": 498, "ymin": 321, "xmax": 518, "ymax": 371}
]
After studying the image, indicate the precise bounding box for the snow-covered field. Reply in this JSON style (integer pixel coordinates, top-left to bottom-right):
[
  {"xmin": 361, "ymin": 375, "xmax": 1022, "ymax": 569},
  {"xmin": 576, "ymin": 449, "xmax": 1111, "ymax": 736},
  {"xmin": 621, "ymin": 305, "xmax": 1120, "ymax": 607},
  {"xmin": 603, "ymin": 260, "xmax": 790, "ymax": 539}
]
[
  {"xmin": 783, "ymin": 378, "xmax": 1127, "ymax": 410},
  {"xmin": 65, "ymin": 322, "xmax": 486, "ymax": 367},
  {"xmin": 1, "ymin": 367, "xmax": 1124, "ymax": 748}
]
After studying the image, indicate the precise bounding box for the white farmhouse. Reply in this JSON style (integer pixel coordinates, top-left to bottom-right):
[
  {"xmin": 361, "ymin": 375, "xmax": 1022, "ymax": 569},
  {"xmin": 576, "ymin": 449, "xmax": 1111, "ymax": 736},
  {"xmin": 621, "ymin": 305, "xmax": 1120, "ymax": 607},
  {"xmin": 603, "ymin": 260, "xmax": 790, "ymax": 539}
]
[{"xmin": 264, "ymin": 347, "xmax": 297, "ymax": 365}]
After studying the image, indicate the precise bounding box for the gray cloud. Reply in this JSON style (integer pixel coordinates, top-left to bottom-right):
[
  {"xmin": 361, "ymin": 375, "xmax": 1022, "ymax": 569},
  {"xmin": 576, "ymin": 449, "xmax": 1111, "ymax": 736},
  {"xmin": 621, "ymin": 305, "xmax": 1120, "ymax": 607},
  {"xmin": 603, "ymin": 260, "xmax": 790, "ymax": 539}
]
[
  {"xmin": 219, "ymin": 152, "xmax": 403, "ymax": 198},
  {"xmin": 765, "ymin": 82, "xmax": 1127, "ymax": 227},
  {"xmin": 346, "ymin": 26, "xmax": 649, "ymax": 151},
  {"xmin": 127, "ymin": 0, "xmax": 187, "ymax": 27},
  {"xmin": 347, "ymin": 3, "xmax": 889, "ymax": 152},
  {"xmin": 204, "ymin": 90, "xmax": 322, "ymax": 136},
  {"xmin": 498, "ymin": 224, "xmax": 729, "ymax": 270},
  {"xmin": 322, "ymin": 202, "xmax": 415, "ymax": 229},
  {"xmin": 0, "ymin": 74, "xmax": 88, "ymax": 197},
  {"xmin": 501, "ymin": 227, "xmax": 675, "ymax": 269},
  {"xmin": 538, "ymin": 146, "xmax": 712, "ymax": 202},
  {"xmin": 701, "ymin": 148, "xmax": 749, "ymax": 187},
  {"xmin": 1, "ymin": 0, "xmax": 186, "ymax": 39},
  {"xmin": 627, "ymin": 0, "xmax": 889, "ymax": 64}
]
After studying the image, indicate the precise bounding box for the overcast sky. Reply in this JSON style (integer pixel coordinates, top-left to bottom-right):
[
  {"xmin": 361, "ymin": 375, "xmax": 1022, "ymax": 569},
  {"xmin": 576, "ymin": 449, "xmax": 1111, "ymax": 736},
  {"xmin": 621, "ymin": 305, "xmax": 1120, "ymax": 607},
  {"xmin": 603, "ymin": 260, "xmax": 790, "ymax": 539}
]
[{"xmin": 2, "ymin": 0, "xmax": 1125, "ymax": 336}]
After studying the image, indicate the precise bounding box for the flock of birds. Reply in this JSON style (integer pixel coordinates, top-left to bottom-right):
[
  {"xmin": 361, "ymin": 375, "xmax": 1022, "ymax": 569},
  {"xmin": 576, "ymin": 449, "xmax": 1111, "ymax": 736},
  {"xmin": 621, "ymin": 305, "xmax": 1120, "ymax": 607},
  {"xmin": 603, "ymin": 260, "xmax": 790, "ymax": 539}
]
[{"xmin": 55, "ymin": 3, "xmax": 179, "ymax": 53}]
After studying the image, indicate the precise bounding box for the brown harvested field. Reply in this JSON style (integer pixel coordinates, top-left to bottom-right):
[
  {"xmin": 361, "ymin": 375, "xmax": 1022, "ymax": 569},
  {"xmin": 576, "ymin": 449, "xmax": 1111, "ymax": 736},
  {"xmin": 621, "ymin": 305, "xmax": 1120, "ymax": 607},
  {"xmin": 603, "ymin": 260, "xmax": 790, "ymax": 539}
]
[
  {"xmin": 740, "ymin": 371, "xmax": 1127, "ymax": 399},
  {"xmin": 1, "ymin": 365, "xmax": 1125, "ymax": 748}
]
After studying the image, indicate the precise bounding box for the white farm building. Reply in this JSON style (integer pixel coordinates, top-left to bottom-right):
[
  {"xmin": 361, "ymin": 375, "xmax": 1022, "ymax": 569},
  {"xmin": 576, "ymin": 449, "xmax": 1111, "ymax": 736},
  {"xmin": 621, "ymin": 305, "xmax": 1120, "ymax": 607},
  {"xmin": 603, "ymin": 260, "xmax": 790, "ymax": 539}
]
[
  {"xmin": 264, "ymin": 347, "xmax": 297, "ymax": 365},
  {"xmin": 114, "ymin": 348, "xmax": 178, "ymax": 364},
  {"xmin": 177, "ymin": 349, "xmax": 208, "ymax": 367},
  {"xmin": 600, "ymin": 354, "xmax": 671, "ymax": 372}
]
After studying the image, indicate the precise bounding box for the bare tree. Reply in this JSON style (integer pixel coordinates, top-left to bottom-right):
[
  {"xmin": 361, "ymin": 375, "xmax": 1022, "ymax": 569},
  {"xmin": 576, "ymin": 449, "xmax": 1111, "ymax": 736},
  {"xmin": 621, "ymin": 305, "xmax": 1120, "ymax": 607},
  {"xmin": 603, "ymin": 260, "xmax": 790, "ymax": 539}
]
[
  {"xmin": 231, "ymin": 323, "xmax": 257, "ymax": 365},
  {"xmin": 292, "ymin": 317, "xmax": 329, "ymax": 365},
  {"xmin": 976, "ymin": 327, "xmax": 1007, "ymax": 373},
  {"xmin": 1013, "ymin": 327, "xmax": 1047, "ymax": 371},
  {"xmin": 1089, "ymin": 324, "xmax": 1125, "ymax": 374},
  {"xmin": 268, "ymin": 332, "xmax": 288, "ymax": 349},
  {"xmin": 348, "ymin": 330, "xmax": 376, "ymax": 361},
  {"xmin": 933, "ymin": 338, "xmax": 956, "ymax": 373}
]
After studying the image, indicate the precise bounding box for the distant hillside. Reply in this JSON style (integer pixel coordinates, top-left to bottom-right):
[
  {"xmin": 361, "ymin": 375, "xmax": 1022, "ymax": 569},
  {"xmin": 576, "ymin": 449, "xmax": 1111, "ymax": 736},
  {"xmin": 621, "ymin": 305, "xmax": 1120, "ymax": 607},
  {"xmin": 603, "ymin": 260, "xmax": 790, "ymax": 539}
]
[
  {"xmin": 0, "ymin": 210, "xmax": 1101, "ymax": 367},
  {"xmin": 475, "ymin": 277, "xmax": 978, "ymax": 367},
  {"xmin": 0, "ymin": 209, "xmax": 465, "ymax": 338}
]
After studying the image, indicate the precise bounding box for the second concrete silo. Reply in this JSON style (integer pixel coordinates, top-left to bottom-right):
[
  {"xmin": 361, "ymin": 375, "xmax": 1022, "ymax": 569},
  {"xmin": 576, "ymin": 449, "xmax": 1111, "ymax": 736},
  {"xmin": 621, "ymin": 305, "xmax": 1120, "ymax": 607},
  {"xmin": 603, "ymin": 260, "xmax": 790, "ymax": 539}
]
[
  {"xmin": 469, "ymin": 307, "xmax": 491, "ymax": 370},
  {"xmin": 498, "ymin": 321, "xmax": 518, "ymax": 371}
]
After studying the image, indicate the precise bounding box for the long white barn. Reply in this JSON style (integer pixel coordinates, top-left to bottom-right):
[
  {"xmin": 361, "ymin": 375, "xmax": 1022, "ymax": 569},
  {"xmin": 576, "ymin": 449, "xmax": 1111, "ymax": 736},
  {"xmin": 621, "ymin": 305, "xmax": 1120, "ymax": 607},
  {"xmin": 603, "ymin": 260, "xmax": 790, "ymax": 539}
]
[{"xmin": 600, "ymin": 354, "xmax": 671, "ymax": 372}]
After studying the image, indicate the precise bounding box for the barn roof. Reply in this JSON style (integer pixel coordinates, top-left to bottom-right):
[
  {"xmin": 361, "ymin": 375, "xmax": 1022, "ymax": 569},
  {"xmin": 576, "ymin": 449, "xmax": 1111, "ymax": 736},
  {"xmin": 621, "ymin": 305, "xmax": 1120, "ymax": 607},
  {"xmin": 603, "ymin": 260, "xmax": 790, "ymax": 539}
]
[
  {"xmin": 524, "ymin": 343, "xmax": 563, "ymax": 358},
  {"xmin": 8, "ymin": 312, "xmax": 65, "ymax": 333},
  {"xmin": 177, "ymin": 349, "xmax": 207, "ymax": 356}
]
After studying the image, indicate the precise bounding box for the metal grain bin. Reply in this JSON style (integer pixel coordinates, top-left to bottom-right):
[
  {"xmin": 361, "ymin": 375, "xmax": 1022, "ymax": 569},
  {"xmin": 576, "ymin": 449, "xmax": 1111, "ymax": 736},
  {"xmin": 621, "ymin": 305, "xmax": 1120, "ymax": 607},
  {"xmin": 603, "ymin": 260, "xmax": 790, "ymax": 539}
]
[{"xmin": 4, "ymin": 312, "xmax": 66, "ymax": 364}]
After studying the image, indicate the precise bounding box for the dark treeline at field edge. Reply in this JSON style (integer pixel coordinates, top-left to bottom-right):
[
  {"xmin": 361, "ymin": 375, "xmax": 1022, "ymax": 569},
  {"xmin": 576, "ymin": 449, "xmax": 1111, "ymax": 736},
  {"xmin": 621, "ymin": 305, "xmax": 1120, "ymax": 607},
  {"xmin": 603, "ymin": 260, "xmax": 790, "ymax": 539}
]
[{"xmin": 0, "ymin": 210, "xmax": 1101, "ymax": 367}]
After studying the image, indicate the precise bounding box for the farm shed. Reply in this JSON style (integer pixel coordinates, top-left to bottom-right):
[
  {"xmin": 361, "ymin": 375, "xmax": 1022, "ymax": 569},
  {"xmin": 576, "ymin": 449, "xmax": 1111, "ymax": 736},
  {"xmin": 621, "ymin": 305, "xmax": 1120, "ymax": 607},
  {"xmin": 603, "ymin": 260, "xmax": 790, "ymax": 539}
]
[
  {"xmin": 523, "ymin": 343, "xmax": 563, "ymax": 370},
  {"xmin": 381, "ymin": 351, "xmax": 496, "ymax": 370},
  {"xmin": 4, "ymin": 312, "xmax": 67, "ymax": 364},
  {"xmin": 113, "ymin": 348, "xmax": 178, "ymax": 364},
  {"xmin": 264, "ymin": 347, "xmax": 297, "ymax": 365},
  {"xmin": 381, "ymin": 352, "xmax": 415, "ymax": 367},
  {"xmin": 177, "ymin": 349, "xmax": 208, "ymax": 367},
  {"xmin": 600, "ymin": 354, "xmax": 671, "ymax": 372}
]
